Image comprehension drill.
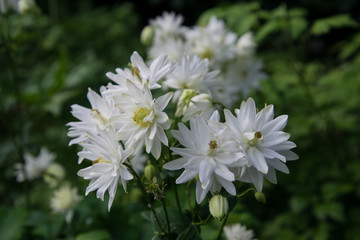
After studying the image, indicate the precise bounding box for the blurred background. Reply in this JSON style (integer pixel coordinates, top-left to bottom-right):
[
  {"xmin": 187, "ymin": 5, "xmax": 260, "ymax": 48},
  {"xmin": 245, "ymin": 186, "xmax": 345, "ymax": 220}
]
[{"xmin": 1, "ymin": 0, "xmax": 359, "ymax": 239}]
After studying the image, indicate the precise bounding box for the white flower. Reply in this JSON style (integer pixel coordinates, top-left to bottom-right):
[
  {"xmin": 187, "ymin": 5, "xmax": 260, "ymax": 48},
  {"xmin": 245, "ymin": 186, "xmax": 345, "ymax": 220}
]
[
  {"xmin": 236, "ymin": 32, "xmax": 256, "ymax": 57},
  {"xmin": 77, "ymin": 128, "xmax": 133, "ymax": 211},
  {"xmin": 224, "ymin": 57, "xmax": 267, "ymax": 98},
  {"xmin": 225, "ymin": 98, "xmax": 298, "ymax": 191},
  {"xmin": 163, "ymin": 55, "xmax": 218, "ymax": 101},
  {"xmin": 182, "ymin": 93, "xmax": 216, "ymax": 122},
  {"xmin": 164, "ymin": 112, "xmax": 246, "ymax": 203},
  {"xmin": 224, "ymin": 223, "xmax": 256, "ymax": 240},
  {"xmin": 44, "ymin": 163, "xmax": 65, "ymax": 187},
  {"xmin": 67, "ymin": 87, "xmax": 117, "ymax": 150},
  {"xmin": 185, "ymin": 17, "xmax": 237, "ymax": 66},
  {"xmin": 148, "ymin": 38, "xmax": 187, "ymax": 63},
  {"xmin": 111, "ymin": 80, "xmax": 173, "ymax": 159},
  {"xmin": 150, "ymin": 12, "xmax": 186, "ymax": 42},
  {"xmin": 106, "ymin": 51, "xmax": 172, "ymax": 90},
  {"xmin": 50, "ymin": 184, "xmax": 82, "ymax": 223},
  {"xmin": 15, "ymin": 147, "xmax": 55, "ymax": 182}
]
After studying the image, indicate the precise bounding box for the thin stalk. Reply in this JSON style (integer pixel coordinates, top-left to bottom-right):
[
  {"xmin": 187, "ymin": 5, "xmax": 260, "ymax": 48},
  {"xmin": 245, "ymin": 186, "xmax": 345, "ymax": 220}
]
[
  {"xmin": 215, "ymin": 213, "xmax": 229, "ymax": 240},
  {"xmin": 161, "ymin": 199, "xmax": 171, "ymax": 237},
  {"xmin": 124, "ymin": 163, "xmax": 166, "ymax": 234},
  {"xmin": 236, "ymin": 188, "xmax": 255, "ymax": 198},
  {"xmin": 186, "ymin": 180, "xmax": 193, "ymax": 214},
  {"xmin": 173, "ymin": 181, "xmax": 186, "ymax": 225}
]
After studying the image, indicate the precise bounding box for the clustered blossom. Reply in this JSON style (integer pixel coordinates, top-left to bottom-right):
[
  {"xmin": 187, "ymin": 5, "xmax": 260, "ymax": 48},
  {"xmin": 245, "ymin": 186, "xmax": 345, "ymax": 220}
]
[
  {"xmin": 164, "ymin": 98, "xmax": 298, "ymax": 202},
  {"xmin": 67, "ymin": 12, "xmax": 297, "ymax": 210},
  {"xmin": 224, "ymin": 223, "xmax": 256, "ymax": 240},
  {"xmin": 67, "ymin": 51, "xmax": 173, "ymax": 210},
  {"xmin": 146, "ymin": 12, "xmax": 267, "ymax": 109},
  {"xmin": 15, "ymin": 147, "xmax": 55, "ymax": 182}
]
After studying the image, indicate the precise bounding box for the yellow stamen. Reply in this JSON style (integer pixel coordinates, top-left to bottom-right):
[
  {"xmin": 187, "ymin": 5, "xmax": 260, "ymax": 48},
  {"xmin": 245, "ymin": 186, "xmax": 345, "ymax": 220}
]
[
  {"xmin": 208, "ymin": 140, "xmax": 218, "ymax": 149},
  {"xmin": 132, "ymin": 107, "xmax": 151, "ymax": 127},
  {"xmin": 91, "ymin": 109, "xmax": 107, "ymax": 125}
]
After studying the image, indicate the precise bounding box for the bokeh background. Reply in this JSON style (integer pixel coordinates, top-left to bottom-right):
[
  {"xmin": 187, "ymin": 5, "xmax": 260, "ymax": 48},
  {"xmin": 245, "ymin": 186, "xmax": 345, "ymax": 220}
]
[{"xmin": 1, "ymin": 0, "xmax": 360, "ymax": 239}]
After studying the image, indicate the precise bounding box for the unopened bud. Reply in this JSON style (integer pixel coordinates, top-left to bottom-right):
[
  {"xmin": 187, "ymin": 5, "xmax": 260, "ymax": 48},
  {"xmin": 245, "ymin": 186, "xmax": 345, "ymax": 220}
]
[
  {"xmin": 175, "ymin": 89, "xmax": 198, "ymax": 117},
  {"xmin": 254, "ymin": 192, "xmax": 266, "ymax": 203},
  {"xmin": 141, "ymin": 25, "xmax": 154, "ymax": 46},
  {"xmin": 209, "ymin": 194, "xmax": 229, "ymax": 221},
  {"xmin": 18, "ymin": 0, "xmax": 40, "ymax": 15},
  {"xmin": 144, "ymin": 163, "xmax": 157, "ymax": 180},
  {"xmin": 44, "ymin": 163, "xmax": 65, "ymax": 187}
]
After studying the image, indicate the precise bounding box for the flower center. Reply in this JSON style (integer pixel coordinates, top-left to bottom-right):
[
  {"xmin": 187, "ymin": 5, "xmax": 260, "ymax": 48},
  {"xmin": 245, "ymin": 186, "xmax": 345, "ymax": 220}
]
[
  {"xmin": 200, "ymin": 48, "xmax": 213, "ymax": 59},
  {"xmin": 132, "ymin": 107, "xmax": 151, "ymax": 127},
  {"xmin": 209, "ymin": 140, "xmax": 218, "ymax": 149},
  {"xmin": 91, "ymin": 109, "xmax": 107, "ymax": 125},
  {"xmin": 248, "ymin": 131, "xmax": 263, "ymax": 146},
  {"xmin": 92, "ymin": 157, "xmax": 111, "ymax": 165},
  {"xmin": 208, "ymin": 140, "xmax": 218, "ymax": 156},
  {"xmin": 129, "ymin": 64, "xmax": 141, "ymax": 81}
]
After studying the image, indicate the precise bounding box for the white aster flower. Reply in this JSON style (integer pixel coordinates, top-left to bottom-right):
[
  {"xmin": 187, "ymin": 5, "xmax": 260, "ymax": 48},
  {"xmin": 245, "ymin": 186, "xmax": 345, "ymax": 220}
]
[
  {"xmin": 148, "ymin": 38, "xmax": 187, "ymax": 63},
  {"xmin": 67, "ymin": 87, "xmax": 117, "ymax": 150},
  {"xmin": 44, "ymin": 163, "xmax": 65, "ymax": 187},
  {"xmin": 15, "ymin": 147, "xmax": 55, "ymax": 182},
  {"xmin": 182, "ymin": 93, "xmax": 216, "ymax": 122},
  {"xmin": 112, "ymin": 80, "xmax": 173, "ymax": 159},
  {"xmin": 106, "ymin": 51, "xmax": 172, "ymax": 90},
  {"xmin": 224, "ymin": 223, "xmax": 256, "ymax": 240},
  {"xmin": 163, "ymin": 55, "xmax": 218, "ymax": 101},
  {"xmin": 225, "ymin": 98, "xmax": 298, "ymax": 191},
  {"xmin": 150, "ymin": 11, "xmax": 186, "ymax": 42},
  {"xmin": 236, "ymin": 32, "xmax": 256, "ymax": 57},
  {"xmin": 50, "ymin": 183, "xmax": 82, "ymax": 223},
  {"xmin": 164, "ymin": 112, "xmax": 246, "ymax": 203},
  {"xmin": 186, "ymin": 17, "xmax": 237, "ymax": 66},
  {"xmin": 77, "ymin": 128, "xmax": 133, "ymax": 211},
  {"xmin": 225, "ymin": 57, "xmax": 267, "ymax": 98}
]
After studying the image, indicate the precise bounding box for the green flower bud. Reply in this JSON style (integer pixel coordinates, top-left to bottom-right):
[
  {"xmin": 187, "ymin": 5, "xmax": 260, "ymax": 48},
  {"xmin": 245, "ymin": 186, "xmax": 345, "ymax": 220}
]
[
  {"xmin": 175, "ymin": 89, "xmax": 198, "ymax": 117},
  {"xmin": 44, "ymin": 163, "xmax": 65, "ymax": 187},
  {"xmin": 209, "ymin": 194, "xmax": 229, "ymax": 221},
  {"xmin": 254, "ymin": 191, "xmax": 266, "ymax": 203},
  {"xmin": 18, "ymin": 0, "xmax": 40, "ymax": 15},
  {"xmin": 144, "ymin": 163, "xmax": 157, "ymax": 180},
  {"xmin": 141, "ymin": 25, "xmax": 154, "ymax": 46}
]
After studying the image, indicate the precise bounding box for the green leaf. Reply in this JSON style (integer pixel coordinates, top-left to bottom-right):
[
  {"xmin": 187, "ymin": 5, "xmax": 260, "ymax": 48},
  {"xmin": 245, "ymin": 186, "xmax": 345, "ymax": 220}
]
[
  {"xmin": 75, "ymin": 229, "xmax": 110, "ymax": 240},
  {"xmin": 311, "ymin": 14, "xmax": 358, "ymax": 36},
  {"xmin": 0, "ymin": 207, "xmax": 27, "ymax": 240},
  {"xmin": 256, "ymin": 21, "xmax": 282, "ymax": 42}
]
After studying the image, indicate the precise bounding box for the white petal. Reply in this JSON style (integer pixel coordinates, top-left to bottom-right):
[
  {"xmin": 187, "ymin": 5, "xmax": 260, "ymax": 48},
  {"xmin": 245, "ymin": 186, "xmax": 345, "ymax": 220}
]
[
  {"xmin": 163, "ymin": 158, "xmax": 188, "ymax": 170},
  {"xmin": 176, "ymin": 170, "xmax": 197, "ymax": 184},
  {"xmin": 247, "ymin": 147, "xmax": 268, "ymax": 174},
  {"xmin": 216, "ymin": 176, "xmax": 236, "ymax": 195},
  {"xmin": 155, "ymin": 92, "xmax": 173, "ymax": 111}
]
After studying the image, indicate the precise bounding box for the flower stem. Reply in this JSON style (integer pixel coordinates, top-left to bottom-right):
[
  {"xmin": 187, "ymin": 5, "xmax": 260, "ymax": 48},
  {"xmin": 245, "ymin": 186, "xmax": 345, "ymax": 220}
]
[
  {"xmin": 161, "ymin": 199, "xmax": 171, "ymax": 237},
  {"xmin": 215, "ymin": 213, "xmax": 229, "ymax": 240},
  {"xmin": 236, "ymin": 188, "xmax": 255, "ymax": 198},
  {"xmin": 173, "ymin": 181, "xmax": 186, "ymax": 226},
  {"xmin": 124, "ymin": 163, "xmax": 166, "ymax": 235}
]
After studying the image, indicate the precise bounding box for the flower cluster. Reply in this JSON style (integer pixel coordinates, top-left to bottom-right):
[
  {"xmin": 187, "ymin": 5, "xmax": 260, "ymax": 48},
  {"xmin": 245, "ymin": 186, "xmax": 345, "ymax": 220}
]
[
  {"xmin": 144, "ymin": 12, "xmax": 267, "ymax": 109},
  {"xmin": 164, "ymin": 98, "xmax": 298, "ymax": 203},
  {"xmin": 67, "ymin": 12, "xmax": 297, "ymax": 211}
]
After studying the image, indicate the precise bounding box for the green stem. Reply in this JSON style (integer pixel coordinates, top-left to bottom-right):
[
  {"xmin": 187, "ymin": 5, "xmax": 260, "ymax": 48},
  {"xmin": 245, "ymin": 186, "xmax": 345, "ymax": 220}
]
[
  {"xmin": 161, "ymin": 199, "xmax": 171, "ymax": 237},
  {"xmin": 186, "ymin": 180, "xmax": 193, "ymax": 214},
  {"xmin": 236, "ymin": 188, "xmax": 255, "ymax": 198},
  {"xmin": 124, "ymin": 163, "xmax": 166, "ymax": 234},
  {"xmin": 215, "ymin": 213, "xmax": 229, "ymax": 240},
  {"xmin": 174, "ymin": 181, "xmax": 186, "ymax": 226},
  {"xmin": 193, "ymin": 214, "xmax": 212, "ymax": 225}
]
